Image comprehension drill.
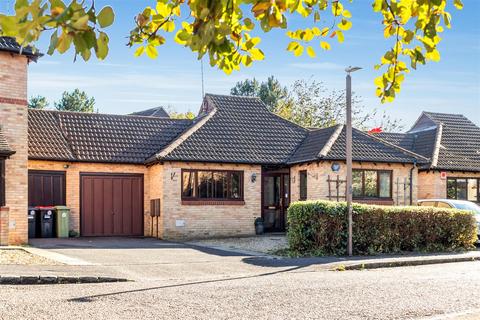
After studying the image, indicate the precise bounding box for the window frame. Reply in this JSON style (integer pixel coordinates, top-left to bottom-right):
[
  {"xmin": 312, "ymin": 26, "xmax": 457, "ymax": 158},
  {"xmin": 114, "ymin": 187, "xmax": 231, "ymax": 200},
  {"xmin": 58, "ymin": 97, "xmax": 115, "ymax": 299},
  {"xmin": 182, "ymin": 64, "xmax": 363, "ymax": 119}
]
[
  {"xmin": 352, "ymin": 169, "xmax": 393, "ymax": 200},
  {"xmin": 0, "ymin": 159, "xmax": 5, "ymax": 207},
  {"xmin": 181, "ymin": 169, "xmax": 244, "ymax": 202},
  {"xmin": 446, "ymin": 177, "xmax": 479, "ymax": 202},
  {"xmin": 299, "ymin": 170, "xmax": 307, "ymax": 201}
]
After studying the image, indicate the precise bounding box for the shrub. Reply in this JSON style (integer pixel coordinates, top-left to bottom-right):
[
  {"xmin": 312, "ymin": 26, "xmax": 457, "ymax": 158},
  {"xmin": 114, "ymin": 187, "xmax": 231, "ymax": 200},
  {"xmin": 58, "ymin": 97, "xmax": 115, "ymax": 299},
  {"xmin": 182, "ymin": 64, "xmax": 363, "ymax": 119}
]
[{"xmin": 287, "ymin": 200, "xmax": 477, "ymax": 256}]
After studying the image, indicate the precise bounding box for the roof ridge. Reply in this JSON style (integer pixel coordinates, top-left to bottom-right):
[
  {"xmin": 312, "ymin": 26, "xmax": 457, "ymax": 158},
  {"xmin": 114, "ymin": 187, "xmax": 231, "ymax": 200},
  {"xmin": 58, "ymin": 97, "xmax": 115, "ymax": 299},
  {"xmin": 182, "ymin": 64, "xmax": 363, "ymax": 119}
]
[
  {"xmin": 318, "ymin": 124, "xmax": 343, "ymax": 158},
  {"xmin": 149, "ymin": 97, "xmax": 217, "ymax": 163},
  {"xmin": 430, "ymin": 123, "xmax": 443, "ymax": 168},
  {"xmin": 28, "ymin": 108, "xmax": 189, "ymax": 122},
  {"xmin": 52, "ymin": 112, "xmax": 77, "ymax": 160},
  {"xmin": 358, "ymin": 128, "xmax": 430, "ymax": 162}
]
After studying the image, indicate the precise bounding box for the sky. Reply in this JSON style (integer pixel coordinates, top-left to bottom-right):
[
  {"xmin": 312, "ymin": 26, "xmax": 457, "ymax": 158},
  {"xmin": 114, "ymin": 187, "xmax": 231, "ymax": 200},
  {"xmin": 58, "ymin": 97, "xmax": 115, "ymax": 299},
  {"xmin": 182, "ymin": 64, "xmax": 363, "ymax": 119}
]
[{"xmin": 3, "ymin": 0, "xmax": 480, "ymax": 129}]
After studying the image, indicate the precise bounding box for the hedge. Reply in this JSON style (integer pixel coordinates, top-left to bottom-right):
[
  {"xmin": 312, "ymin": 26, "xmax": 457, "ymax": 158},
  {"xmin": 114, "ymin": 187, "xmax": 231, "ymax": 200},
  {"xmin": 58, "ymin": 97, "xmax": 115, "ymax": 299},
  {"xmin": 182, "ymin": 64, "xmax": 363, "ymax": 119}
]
[{"xmin": 287, "ymin": 200, "xmax": 478, "ymax": 256}]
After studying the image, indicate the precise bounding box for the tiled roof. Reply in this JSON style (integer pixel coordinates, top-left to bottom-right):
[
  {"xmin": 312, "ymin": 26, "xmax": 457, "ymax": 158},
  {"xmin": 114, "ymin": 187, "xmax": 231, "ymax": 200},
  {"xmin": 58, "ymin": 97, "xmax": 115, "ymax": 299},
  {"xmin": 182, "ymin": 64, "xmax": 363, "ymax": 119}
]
[
  {"xmin": 289, "ymin": 125, "xmax": 426, "ymax": 164},
  {"xmin": 28, "ymin": 109, "xmax": 191, "ymax": 164},
  {"xmin": 378, "ymin": 112, "xmax": 480, "ymax": 172},
  {"xmin": 0, "ymin": 37, "xmax": 40, "ymax": 60},
  {"xmin": 287, "ymin": 126, "xmax": 340, "ymax": 163},
  {"xmin": 0, "ymin": 127, "xmax": 15, "ymax": 157},
  {"xmin": 377, "ymin": 128, "xmax": 437, "ymax": 159},
  {"xmin": 130, "ymin": 107, "xmax": 170, "ymax": 118},
  {"xmin": 154, "ymin": 94, "xmax": 308, "ymax": 164},
  {"xmin": 423, "ymin": 112, "xmax": 480, "ymax": 171}
]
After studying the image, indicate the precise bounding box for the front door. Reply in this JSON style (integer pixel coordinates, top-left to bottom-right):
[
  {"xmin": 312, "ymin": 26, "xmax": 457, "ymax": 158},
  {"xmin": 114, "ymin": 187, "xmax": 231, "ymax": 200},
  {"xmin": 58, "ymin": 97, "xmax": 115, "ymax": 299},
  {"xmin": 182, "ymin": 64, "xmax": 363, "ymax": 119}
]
[{"xmin": 262, "ymin": 172, "xmax": 290, "ymax": 232}]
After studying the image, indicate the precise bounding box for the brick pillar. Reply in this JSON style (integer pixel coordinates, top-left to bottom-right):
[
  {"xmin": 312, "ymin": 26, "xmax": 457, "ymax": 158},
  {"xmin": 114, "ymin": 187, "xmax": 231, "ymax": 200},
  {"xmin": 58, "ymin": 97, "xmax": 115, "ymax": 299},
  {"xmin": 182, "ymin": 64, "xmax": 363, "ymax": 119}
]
[
  {"xmin": 0, "ymin": 51, "xmax": 29, "ymax": 245},
  {"xmin": 0, "ymin": 207, "xmax": 9, "ymax": 245}
]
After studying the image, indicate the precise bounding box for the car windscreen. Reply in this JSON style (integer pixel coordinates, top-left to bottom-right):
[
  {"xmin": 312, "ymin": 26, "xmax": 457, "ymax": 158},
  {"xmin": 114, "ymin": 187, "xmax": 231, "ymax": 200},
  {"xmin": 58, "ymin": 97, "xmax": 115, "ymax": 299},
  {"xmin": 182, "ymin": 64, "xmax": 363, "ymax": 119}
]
[{"xmin": 453, "ymin": 202, "xmax": 480, "ymax": 214}]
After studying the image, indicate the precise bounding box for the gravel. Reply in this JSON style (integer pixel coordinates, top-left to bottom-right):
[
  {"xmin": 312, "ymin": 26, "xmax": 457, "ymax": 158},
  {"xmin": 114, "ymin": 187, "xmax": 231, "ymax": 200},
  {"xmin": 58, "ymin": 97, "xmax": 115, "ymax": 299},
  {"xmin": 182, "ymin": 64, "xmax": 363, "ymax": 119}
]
[
  {"xmin": 0, "ymin": 261, "xmax": 479, "ymax": 320},
  {"xmin": 0, "ymin": 249, "xmax": 59, "ymax": 265},
  {"xmin": 189, "ymin": 235, "xmax": 288, "ymax": 254}
]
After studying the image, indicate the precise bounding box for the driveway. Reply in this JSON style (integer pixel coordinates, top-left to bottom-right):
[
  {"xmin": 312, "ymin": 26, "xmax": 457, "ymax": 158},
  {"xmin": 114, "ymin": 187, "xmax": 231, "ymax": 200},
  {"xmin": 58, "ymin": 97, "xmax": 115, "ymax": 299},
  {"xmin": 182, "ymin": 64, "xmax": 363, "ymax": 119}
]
[{"xmin": 27, "ymin": 237, "xmax": 297, "ymax": 281}]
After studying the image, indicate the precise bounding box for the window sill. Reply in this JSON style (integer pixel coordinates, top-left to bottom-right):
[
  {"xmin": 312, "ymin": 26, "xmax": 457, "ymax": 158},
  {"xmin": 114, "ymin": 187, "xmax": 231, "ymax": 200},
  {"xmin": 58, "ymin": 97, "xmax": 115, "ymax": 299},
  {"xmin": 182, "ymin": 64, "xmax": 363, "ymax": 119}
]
[{"xmin": 181, "ymin": 200, "xmax": 245, "ymax": 206}]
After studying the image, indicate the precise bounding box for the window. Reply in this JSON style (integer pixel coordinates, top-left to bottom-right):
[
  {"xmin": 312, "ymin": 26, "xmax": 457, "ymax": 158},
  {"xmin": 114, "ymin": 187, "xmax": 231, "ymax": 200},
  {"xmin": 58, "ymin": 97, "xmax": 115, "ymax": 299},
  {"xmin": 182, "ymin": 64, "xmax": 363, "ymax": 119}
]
[
  {"xmin": 352, "ymin": 169, "xmax": 392, "ymax": 199},
  {"xmin": 419, "ymin": 201, "xmax": 435, "ymax": 207},
  {"xmin": 181, "ymin": 169, "xmax": 244, "ymax": 201},
  {"xmin": 299, "ymin": 170, "xmax": 307, "ymax": 201},
  {"xmin": 0, "ymin": 160, "xmax": 4, "ymax": 207},
  {"xmin": 447, "ymin": 178, "xmax": 479, "ymax": 202},
  {"xmin": 436, "ymin": 202, "xmax": 452, "ymax": 208}
]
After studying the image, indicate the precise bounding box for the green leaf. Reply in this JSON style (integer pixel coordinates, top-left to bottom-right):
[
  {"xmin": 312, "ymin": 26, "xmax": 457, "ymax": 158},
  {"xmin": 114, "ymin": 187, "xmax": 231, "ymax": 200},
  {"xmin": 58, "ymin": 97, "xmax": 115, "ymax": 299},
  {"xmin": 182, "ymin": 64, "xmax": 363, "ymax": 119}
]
[
  {"xmin": 47, "ymin": 31, "xmax": 58, "ymax": 55},
  {"xmin": 97, "ymin": 6, "xmax": 115, "ymax": 28},
  {"xmin": 95, "ymin": 32, "xmax": 109, "ymax": 60}
]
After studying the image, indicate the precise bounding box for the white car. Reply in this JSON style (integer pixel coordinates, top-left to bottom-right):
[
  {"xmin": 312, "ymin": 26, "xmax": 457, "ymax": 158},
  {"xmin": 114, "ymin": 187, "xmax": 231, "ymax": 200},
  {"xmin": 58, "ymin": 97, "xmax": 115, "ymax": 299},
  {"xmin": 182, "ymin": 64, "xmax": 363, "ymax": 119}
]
[{"xmin": 418, "ymin": 199, "xmax": 480, "ymax": 240}]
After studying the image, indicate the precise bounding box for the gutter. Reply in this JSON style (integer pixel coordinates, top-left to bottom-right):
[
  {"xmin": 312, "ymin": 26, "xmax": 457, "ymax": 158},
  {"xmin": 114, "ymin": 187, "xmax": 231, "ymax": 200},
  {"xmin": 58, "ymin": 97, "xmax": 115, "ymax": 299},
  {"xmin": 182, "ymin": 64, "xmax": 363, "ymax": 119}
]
[{"xmin": 409, "ymin": 159, "xmax": 417, "ymax": 205}]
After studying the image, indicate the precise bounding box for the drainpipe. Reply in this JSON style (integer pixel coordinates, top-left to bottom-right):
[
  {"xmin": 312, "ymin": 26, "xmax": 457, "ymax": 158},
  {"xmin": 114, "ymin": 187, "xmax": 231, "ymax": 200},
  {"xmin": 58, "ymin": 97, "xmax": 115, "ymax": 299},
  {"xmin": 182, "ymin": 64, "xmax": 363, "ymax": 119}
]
[{"xmin": 409, "ymin": 160, "xmax": 417, "ymax": 206}]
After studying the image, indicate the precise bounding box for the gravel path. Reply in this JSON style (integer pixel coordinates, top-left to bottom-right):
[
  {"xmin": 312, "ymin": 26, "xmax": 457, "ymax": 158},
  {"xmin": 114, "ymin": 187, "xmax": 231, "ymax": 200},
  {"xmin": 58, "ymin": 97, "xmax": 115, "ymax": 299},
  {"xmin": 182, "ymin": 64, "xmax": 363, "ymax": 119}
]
[
  {"xmin": 0, "ymin": 261, "xmax": 479, "ymax": 320},
  {"xmin": 0, "ymin": 249, "xmax": 59, "ymax": 265},
  {"xmin": 189, "ymin": 235, "xmax": 288, "ymax": 254}
]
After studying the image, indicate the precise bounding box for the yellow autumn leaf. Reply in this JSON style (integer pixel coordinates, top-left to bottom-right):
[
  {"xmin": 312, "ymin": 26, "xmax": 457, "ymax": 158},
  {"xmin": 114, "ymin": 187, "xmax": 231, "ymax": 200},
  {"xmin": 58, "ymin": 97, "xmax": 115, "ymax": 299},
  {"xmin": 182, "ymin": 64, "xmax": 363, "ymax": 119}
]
[
  {"xmin": 320, "ymin": 41, "xmax": 331, "ymax": 50},
  {"xmin": 146, "ymin": 45, "xmax": 158, "ymax": 59},
  {"xmin": 134, "ymin": 46, "xmax": 145, "ymax": 57},
  {"xmin": 306, "ymin": 46, "xmax": 316, "ymax": 58}
]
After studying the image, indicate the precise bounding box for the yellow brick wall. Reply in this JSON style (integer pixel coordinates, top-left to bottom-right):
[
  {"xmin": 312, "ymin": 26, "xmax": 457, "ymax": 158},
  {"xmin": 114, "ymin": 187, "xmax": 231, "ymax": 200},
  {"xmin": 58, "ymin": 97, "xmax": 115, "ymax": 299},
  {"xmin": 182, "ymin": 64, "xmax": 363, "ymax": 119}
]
[
  {"xmin": 28, "ymin": 160, "xmax": 150, "ymax": 235},
  {"xmin": 418, "ymin": 171, "xmax": 480, "ymax": 200},
  {"xmin": 155, "ymin": 161, "xmax": 261, "ymax": 240},
  {"xmin": 290, "ymin": 161, "xmax": 418, "ymax": 206},
  {"xmin": 0, "ymin": 52, "xmax": 29, "ymax": 244}
]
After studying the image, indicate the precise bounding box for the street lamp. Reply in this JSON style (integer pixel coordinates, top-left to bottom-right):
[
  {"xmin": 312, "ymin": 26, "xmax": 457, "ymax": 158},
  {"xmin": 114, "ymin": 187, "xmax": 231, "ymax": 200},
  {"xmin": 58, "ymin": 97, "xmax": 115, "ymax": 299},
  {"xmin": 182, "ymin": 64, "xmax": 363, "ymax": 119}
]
[{"xmin": 345, "ymin": 66, "xmax": 362, "ymax": 257}]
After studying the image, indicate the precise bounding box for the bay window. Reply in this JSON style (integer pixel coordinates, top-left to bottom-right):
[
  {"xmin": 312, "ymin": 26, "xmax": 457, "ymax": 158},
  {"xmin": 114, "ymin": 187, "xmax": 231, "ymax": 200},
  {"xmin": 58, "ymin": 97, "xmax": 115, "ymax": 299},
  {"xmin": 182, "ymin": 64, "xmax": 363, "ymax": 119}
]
[
  {"xmin": 352, "ymin": 169, "xmax": 392, "ymax": 199},
  {"xmin": 182, "ymin": 169, "xmax": 244, "ymax": 201}
]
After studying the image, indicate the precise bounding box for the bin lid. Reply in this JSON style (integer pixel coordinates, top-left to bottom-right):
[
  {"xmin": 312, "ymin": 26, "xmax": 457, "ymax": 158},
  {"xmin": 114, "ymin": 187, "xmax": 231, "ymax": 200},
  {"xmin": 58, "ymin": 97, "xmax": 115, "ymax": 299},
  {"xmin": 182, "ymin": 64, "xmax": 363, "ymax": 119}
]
[
  {"xmin": 36, "ymin": 206, "xmax": 56, "ymax": 210},
  {"xmin": 54, "ymin": 206, "xmax": 69, "ymax": 210}
]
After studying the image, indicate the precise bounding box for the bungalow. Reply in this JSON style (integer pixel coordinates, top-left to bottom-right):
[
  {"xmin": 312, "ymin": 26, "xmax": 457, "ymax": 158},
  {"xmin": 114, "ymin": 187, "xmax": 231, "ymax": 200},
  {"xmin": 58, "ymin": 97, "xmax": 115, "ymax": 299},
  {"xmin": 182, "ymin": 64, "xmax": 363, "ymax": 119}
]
[{"xmin": 0, "ymin": 37, "xmax": 478, "ymax": 244}]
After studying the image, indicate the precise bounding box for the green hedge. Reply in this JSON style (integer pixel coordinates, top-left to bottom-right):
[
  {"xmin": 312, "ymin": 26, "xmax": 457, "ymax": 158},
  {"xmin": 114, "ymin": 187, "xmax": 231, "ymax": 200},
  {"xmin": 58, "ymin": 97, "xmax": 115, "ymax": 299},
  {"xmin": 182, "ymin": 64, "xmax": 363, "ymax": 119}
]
[{"xmin": 287, "ymin": 200, "xmax": 477, "ymax": 256}]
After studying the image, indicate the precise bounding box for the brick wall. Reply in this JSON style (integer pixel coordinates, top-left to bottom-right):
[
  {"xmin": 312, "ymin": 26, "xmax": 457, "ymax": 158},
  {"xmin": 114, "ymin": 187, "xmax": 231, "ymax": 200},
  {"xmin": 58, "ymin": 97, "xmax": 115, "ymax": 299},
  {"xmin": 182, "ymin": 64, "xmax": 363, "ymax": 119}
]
[
  {"xmin": 290, "ymin": 161, "xmax": 418, "ymax": 206},
  {"xmin": 28, "ymin": 160, "xmax": 150, "ymax": 235},
  {"xmin": 418, "ymin": 170, "xmax": 480, "ymax": 200},
  {"xmin": 155, "ymin": 161, "xmax": 261, "ymax": 240},
  {"xmin": 0, "ymin": 207, "xmax": 9, "ymax": 245},
  {"xmin": 0, "ymin": 51, "xmax": 29, "ymax": 244},
  {"xmin": 148, "ymin": 163, "xmax": 163, "ymax": 238}
]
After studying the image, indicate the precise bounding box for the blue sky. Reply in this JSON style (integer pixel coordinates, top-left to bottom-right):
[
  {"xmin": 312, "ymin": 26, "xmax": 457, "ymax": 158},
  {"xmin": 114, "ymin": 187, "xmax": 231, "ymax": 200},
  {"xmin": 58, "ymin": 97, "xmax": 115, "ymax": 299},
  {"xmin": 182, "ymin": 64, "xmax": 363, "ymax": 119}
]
[{"xmin": 6, "ymin": 0, "xmax": 480, "ymax": 128}]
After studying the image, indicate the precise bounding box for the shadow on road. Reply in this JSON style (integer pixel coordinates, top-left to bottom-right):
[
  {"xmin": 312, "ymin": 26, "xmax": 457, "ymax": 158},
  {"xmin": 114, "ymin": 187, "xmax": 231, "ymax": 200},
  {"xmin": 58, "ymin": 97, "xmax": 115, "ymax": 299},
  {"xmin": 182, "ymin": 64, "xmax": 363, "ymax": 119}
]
[{"xmin": 68, "ymin": 265, "xmax": 306, "ymax": 303}]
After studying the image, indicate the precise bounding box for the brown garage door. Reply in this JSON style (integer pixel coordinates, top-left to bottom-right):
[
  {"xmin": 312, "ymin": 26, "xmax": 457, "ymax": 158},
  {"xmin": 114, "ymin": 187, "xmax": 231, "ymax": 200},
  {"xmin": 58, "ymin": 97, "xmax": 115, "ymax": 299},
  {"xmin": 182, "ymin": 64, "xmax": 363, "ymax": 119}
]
[
  {"xmin": 28, "ymin": 170, "xmax": 66, "ymax": 207},
  {"xmin": 81, "ymin": 174, "xmax": 144, "ymax": 237}
]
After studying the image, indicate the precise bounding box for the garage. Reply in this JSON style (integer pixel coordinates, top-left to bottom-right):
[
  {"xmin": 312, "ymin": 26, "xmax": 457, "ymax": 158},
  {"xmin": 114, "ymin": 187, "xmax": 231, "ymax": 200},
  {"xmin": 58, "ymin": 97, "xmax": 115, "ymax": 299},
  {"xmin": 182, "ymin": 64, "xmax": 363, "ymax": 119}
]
[
  {"xmin": 81, "ymin": 173, "xmax": 144, "ymax": 237},
  {"xmin": 28, "ymin": 170, "xmax": 66, "ymax": 207}
]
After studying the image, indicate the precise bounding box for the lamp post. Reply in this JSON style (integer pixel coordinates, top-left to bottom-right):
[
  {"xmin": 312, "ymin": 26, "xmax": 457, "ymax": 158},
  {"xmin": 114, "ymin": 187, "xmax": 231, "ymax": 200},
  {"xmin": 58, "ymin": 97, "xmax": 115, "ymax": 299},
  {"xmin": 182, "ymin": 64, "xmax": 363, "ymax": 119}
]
[{"xmin": 345, "ymin": 66, "xmax": 361, "ymax": 257}]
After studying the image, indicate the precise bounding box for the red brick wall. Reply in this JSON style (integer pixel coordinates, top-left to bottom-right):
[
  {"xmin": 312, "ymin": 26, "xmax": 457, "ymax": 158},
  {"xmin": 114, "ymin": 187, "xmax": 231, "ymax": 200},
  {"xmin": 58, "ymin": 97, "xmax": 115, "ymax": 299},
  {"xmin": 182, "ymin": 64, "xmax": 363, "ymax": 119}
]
[{"xmin": 0, "ymin": 51, "xmax": 29, "ymax": 244}]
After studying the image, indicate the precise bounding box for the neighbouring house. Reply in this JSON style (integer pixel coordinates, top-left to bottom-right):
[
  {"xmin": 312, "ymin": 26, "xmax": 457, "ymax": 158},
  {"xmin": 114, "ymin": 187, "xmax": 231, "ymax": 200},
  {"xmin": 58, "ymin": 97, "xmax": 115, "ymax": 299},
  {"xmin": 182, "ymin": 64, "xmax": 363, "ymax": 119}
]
[
  {"xmin": 378, "ymin": 112, "xmax": 480, "ymax": 203},
  {"xmin": 1, "ymin": 37, "xmax": 479, "ymax": 244},
  {"xmin": 129, "ymin": 106, "xmax": 170, "ymax": 118}
]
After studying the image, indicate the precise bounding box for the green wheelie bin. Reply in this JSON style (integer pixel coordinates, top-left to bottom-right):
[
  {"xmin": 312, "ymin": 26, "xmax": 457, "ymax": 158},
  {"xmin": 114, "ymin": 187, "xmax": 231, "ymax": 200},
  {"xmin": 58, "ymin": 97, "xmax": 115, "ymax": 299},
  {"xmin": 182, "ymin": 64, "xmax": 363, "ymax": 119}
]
[{"xmin": 54, "ymin": 206, "xmax": 70, "ymax": 238}]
